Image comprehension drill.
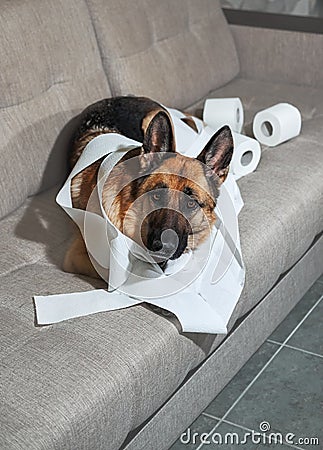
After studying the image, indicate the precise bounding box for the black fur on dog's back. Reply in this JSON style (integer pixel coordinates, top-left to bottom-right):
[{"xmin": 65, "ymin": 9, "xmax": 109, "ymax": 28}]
[{"xmin": 70, "ymin": 96, "xmax": 166, "ymax": 168}]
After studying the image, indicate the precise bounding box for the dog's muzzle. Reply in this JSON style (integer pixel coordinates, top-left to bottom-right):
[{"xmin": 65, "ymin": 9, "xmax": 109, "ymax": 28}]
[{"xmin": 144, "ymin": 211, "xmax": 191, "ymax": 264}]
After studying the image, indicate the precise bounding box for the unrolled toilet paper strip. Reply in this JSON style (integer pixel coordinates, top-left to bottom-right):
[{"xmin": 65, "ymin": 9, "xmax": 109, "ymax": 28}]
[
  {"xmin": 230, "ymin": 132, "xmax": 261, "ymax": 180},
  {"xmin": 34, "ymin": 108, "xmax": 246, "ymax": 333},
  {"xmin": 35, "ymin": 289, "xmax": 228, "ymax": 333},
  {"xmin": 253, "ymin": 103, "xmax": 302, "ymax": 147},
  {"xmin": 203, "ymin": 98, "xmax": 244, "ymax": 133}
]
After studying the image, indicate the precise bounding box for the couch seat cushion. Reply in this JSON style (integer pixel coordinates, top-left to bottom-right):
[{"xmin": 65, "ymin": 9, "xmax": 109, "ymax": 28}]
[{"xmin": 1, "ymin": 79, "xmax": 323, "ymax": 449}]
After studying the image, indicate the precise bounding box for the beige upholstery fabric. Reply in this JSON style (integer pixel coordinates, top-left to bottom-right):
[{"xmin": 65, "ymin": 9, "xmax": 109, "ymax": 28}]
[
  {"xmin": 230, "ymin": 25, "xmax": 323, "ymax": 89},
  {"xmin": 0, "ymin": 0, "xmax": 110, "ymax": 219},
  {"xmin": 85, "ymin": 0, "xmax": 239, "ymax": 109},
  {"xmin": 1, "ymin": 80, "xmax": 323, "ymax": 449}
]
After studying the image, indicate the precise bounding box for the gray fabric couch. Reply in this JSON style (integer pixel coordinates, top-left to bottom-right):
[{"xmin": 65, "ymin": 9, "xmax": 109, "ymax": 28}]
[{"xmin": 0, "ymin": 1, "xmax": 322, "ymax": 449}]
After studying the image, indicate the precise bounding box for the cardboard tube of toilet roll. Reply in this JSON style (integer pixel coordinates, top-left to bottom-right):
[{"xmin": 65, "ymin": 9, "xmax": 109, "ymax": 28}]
[
  {"xmin": 230, "ymin": 132, "xmax": 261, "ymax": 180},
  {"xmin": 203, "ymin": 98, "xmax": 244, "ymax": 133},
  {"xmin": 253, "ymin": 103, "xmax": 301, "ymax": 147}
]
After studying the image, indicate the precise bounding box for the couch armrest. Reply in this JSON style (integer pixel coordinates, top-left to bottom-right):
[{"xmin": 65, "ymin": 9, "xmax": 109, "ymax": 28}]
[{"xmin": 230, "ymin": 25, "xmax": 323, "ymax": 89}]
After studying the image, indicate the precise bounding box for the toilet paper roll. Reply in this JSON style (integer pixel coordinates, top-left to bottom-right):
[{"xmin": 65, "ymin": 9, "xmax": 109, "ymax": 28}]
[
  {"xmin": 230, "ymin": 132, "xmax": 261, "ymax": 180},
  {"xmin": 203, "ymin": 98, "xmax": 244, "ymax": 133},
  {"xmin": 253, "ymin": 103, "xmax": 301, "ymax": 147}
]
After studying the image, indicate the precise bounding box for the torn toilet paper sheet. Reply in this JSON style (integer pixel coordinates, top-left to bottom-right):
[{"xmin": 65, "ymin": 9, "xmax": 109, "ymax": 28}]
[{"xmin": 34, "ymin": 108, "xmax": 245, "ymax": 333}]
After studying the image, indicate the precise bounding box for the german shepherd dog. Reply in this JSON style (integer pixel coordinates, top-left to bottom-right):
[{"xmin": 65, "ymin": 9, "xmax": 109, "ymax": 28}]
[{"xmin": 64, "ymin": 96, "xmax": 233, "ymax": 278}]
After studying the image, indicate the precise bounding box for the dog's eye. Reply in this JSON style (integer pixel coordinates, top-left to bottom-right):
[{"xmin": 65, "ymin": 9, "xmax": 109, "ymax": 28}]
[
  {"xmin": 187, "ymin": 199, "xmax": 198, "ymax": 209},
  {"xmin": 151, "ymin": 192, "xmax": 161, "ymax": 202}
]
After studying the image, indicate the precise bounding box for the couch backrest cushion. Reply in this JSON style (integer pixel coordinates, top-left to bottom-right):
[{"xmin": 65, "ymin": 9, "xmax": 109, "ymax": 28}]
[
  {"xmin": 0, "ymin": 0, "xmax": 110, "ymax": 219},
  {"xmin": 86, "ymin": 0, "xmax": 239, "ymax": 109}
]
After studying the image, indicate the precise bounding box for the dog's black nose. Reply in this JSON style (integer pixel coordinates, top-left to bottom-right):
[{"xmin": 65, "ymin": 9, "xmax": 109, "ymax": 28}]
[
  {"xmin": 147, "ymin": 229, "xmax": 178, "ymax": 255},
  {"xmin": 151, "ymin": 239, "xmax": 163, "ymax": 252}
]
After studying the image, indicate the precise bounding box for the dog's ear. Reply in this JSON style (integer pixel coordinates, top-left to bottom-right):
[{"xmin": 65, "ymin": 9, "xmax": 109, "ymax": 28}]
[
  {"xmin": 196, "ymin": 125, "xmax": 233, "ymax": 183},
  {"xmin": 142, "ymin": 111, "xmax": 175, "ymax": 155}
]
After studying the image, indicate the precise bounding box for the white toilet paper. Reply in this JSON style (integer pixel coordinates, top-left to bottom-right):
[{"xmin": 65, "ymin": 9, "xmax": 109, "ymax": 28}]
[
  {"xmin": 203, "ymin": 98, "xmax": 244, "ymax": 133},
  {"xmin": 230, "ymin": 132, "xmax": 261, "ymax": 180},
  {"xmin": 33, "ymin": 108, "xmax": 246, "ymax": 334},
  {"xmin": 253, "ymin": 103, "xmax": 301, "ymax": 147}
]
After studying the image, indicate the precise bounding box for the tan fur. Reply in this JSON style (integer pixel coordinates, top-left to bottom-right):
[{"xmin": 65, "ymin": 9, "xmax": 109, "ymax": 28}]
[
  {"xmin": 181, "ymin": 113, "xmax": 199, "ymax": 133},
  {"xmin": 67, "ymin": 127, "xmax": 118, "ymax": 278},
  {"xmin": 71, "ymin": 159, "xmax": 103, "ymax": 210},
  {"xmin": 65, "ymin": 152, "xmax": 220, "ymax": 278},
  {"xmin": 64, "ymin": 103, "xmax": 231, "ymax": 279},
  {"xmin": 70, "ymin": 128, "xmax": 111, "ymax": 168},
  {"xmin": 63, "ymin": 227, "xmax": 100, "ymax": 279},
  {"xmin": 102, "ymin": 154, "xmax": 217, "ymax": 252}
]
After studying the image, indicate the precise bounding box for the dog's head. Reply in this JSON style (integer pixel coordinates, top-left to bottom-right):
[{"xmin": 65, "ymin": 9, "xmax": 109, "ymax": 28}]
[{"xmin": 105, "ymin": 111, "xmax": 233, "ymax": 268}]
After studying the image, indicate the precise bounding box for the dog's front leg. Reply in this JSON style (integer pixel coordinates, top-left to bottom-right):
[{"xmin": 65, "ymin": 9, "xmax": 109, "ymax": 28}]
[{"xmin": 63, "ymin": 229, "xmax": 100, "ymax": 279}]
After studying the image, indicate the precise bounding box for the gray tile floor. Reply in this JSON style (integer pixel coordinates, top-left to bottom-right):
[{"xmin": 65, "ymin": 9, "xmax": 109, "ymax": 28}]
[{"xmin": 171, "ymin": 275, "xmax": 323, "ymax": 450}]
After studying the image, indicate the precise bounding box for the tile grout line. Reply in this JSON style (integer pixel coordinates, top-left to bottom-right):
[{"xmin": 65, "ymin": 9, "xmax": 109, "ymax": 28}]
[
  {"xmin": 201, "ymin": 412, "xmax": 305, "ymax": 450},
  {"xmin": 267, "ymin": 339, "xmax": 323, "ymax": 359},
  {"xmin": 282, "ymin": 293, "xmax": 323, "ymax": 347},
  {"xmin": 196, "ymin": 293, "xmax": 323, "ymax": 450}
]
